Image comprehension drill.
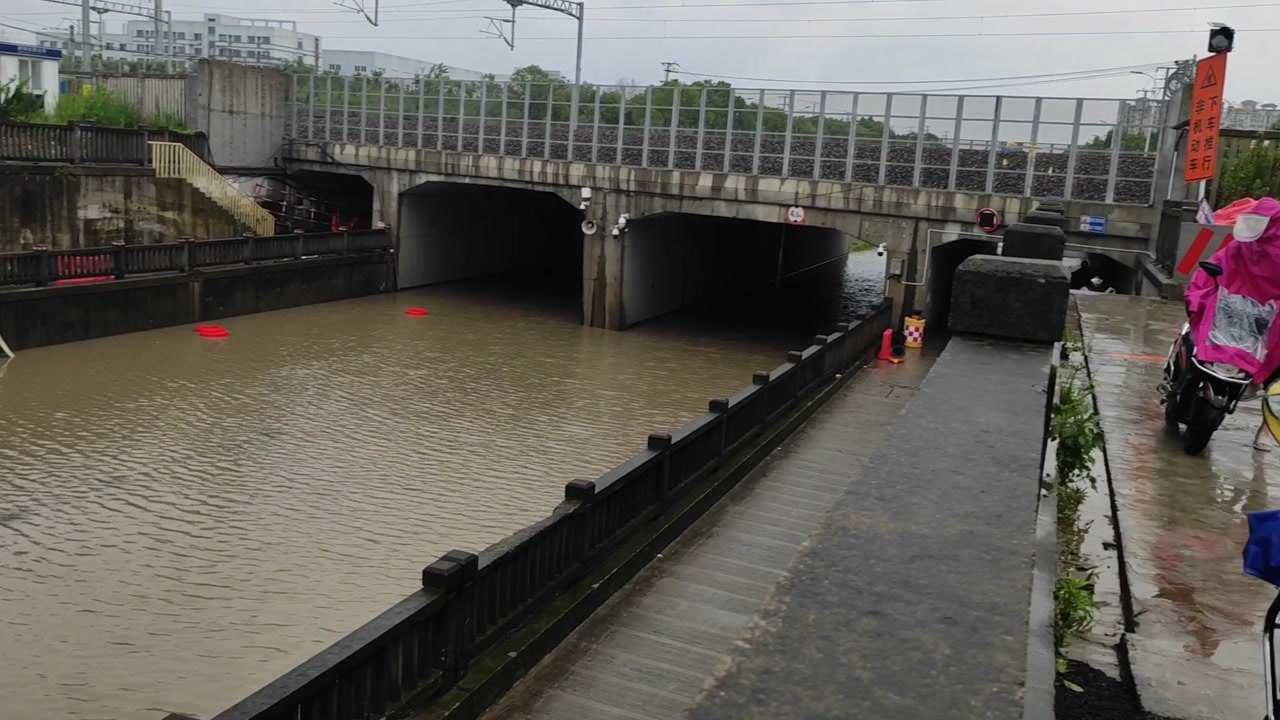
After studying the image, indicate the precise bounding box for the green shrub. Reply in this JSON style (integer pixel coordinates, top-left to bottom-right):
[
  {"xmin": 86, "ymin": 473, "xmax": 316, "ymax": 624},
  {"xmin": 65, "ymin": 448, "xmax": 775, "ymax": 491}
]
[
  {"xmin": 44, "ymin": 87, "xmax": 140, "ymax": 128},
  {"xmin": 0, "ymin": 80, "xmax": 45, "ymax": 121},
  {"xmin": 146, "ymin": 111, "xmax": 189, "ymax": 132},
  {"xmin": 1217, "ymin": 144, "xmax": 1280, "ymax": 207}
]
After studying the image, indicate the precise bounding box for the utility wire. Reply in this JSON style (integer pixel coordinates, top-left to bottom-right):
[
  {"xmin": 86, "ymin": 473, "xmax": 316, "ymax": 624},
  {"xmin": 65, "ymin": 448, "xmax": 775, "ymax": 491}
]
[
  {"xmin": 670, "ymin": 61, "xmax": 1178, "ymax": 86},
  {"xmin": 322, "ymin": 27, "xmax": 1280, "ymax": 39}
]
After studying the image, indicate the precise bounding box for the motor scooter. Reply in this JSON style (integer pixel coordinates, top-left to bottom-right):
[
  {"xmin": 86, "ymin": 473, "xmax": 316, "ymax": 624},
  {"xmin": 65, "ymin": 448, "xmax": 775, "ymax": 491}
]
[{"xmin": 1161, "ymin": 261, "xmax": 1254, "ymax": 455}]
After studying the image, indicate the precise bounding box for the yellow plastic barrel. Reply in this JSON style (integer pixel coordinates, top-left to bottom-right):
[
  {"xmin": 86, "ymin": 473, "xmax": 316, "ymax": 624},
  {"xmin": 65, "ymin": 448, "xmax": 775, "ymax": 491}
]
[{"xmin": 904, "ymin": 315, "xmax": 926, "ymax": 349}]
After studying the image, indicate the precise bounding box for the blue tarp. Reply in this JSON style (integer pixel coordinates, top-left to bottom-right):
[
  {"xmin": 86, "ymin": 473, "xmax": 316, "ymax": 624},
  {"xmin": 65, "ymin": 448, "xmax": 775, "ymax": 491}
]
[{"xmin": 1244, "ymin": 510, "xmax": 1280, "ymax": 587}]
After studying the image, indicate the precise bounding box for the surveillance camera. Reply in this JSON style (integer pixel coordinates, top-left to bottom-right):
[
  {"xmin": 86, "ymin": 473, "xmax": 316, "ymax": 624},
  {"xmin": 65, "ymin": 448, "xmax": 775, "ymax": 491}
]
[
  {"xmin": 617, "ymin": 213, "xmax": 630, "ymax": 229},
  {"xmin": 875, "ymin": 243, "xmax": 887, "ymax": 257},
  {"xmin": 580, "ymin": 187, "xmax": 593, "ymax": 201},
  {"xmin": 611, "ymin": 227, "xmax": 621, "ymax": 237}
]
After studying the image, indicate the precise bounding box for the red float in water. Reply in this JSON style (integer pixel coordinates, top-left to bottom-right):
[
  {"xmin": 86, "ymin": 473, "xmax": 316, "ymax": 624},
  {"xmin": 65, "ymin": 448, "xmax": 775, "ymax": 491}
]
[
  {"xmin": 404, "ymin": 307, "xmax": 429, "ymax": 317},
  {"xmin": 195, "ymin": 324, "xmax": 230, "ymax": 338}
]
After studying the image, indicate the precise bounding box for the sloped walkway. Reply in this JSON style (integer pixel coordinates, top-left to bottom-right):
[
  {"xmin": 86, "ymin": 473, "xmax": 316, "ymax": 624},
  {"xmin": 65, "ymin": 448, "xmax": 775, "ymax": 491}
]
[{"xmin": 482, "ymin": 355, "xmax": 935, "ymax": 720}]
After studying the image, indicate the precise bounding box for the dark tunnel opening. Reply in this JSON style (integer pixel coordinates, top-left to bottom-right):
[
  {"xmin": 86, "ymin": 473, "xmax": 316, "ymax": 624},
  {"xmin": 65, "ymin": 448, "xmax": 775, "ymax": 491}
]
[
  {"xmin": 397, "ymin": 182, "xmax": 583, "ymax": 303},
  {"xmin": 620, "ymin": 213, "xmax": 885, "ymax": 339},
  {"xmin": 275, "ymin": 171, "xmax": 376, "ymax": 233}
]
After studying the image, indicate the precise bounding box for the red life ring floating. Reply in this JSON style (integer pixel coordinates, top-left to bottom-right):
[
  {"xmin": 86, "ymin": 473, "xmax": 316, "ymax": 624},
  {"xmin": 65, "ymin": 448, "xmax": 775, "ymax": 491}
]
[
  {"xmin": 404, "ymin": 307, "xmax": 429, "ymax": 317},
  {"xmin": 195, "ymin": 324, "xmax": 230, "ymax": 338}
]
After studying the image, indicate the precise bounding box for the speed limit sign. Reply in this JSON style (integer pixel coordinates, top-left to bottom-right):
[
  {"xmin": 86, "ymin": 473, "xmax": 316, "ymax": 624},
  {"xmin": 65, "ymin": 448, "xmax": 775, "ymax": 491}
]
[{"xmin": 785, "ymin": 206, "xmax": 807, "ymax": 225}]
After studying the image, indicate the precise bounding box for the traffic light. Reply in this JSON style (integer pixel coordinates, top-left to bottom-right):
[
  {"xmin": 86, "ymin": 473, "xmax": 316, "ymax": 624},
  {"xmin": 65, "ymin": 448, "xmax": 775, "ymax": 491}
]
[{"xmin": 1208, "ymin": 25, "xmax": 1235, "ymax": 54}]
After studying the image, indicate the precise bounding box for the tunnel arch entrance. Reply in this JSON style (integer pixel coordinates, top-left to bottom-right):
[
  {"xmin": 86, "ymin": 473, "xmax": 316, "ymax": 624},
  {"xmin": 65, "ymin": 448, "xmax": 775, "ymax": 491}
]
[
  {"xmin": 397, "ymin": 181, "xmax": 582, "ymax": 294},
  {"xmin": 617, "ymin": 210, "xmax": 867, "ymax": 330}
]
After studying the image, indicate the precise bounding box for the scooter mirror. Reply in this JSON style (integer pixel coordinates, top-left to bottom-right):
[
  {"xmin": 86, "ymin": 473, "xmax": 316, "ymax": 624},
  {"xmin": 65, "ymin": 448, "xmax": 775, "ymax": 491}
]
[{"xmin": 1199, "ymin": 261, "xmax": 1224, "ymax": 279}]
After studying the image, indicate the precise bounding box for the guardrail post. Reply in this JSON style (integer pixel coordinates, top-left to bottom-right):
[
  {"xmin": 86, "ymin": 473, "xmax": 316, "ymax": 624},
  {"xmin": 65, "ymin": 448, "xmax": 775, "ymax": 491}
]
[
  {"xmin": 422, "ymin": 550, "xmax": 478, "ymax": 684},
  {"xmin": 33, "ymin": 244, "xmax": 50, "ymax": 287},
  {"xmin": 69, "ymin": 124, "xmax": 82, "ymax": 164},
  {"xmin": 647, "ymin": 432, "xmax": 673, "ymax": 496},
  {"xmin": 111, "ymin": 240, "xmax": 126, "ymax": 280},
  {"xmin": 243, "ymin": 232, "xmax": 255, "ymax": 265},
  {"xmin": 341, "ymin": 226, "xmax": 350, "ymax": 254},
  {"xmin": 565, "ymin": 479, "xmax": 598, "ymax": 563},
  {"xmin": 178, "ymin": 236, "xmax": 192, "ymax": 273},
  {"xmin": 294, "ymin": 229, "xmax": 305, "ymax": 260}
]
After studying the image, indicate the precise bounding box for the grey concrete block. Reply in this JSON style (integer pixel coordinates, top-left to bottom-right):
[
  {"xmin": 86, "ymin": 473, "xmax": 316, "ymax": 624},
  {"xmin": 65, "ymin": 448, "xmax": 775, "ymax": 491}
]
[
  {"xmin": 1035, "ymin": 199, "xmax": 1065, "ymax": 214},
  {"xmin": 1002, "ymin": 222, "xmax": 1066, "ymax": 261},
  {"xmin": 1022, "ymin": 210, "xmax": 1067, "ymax": 232},
  {"xmin": 949, "ymin": 255, "xmax": 1068, "ymax": 343}
]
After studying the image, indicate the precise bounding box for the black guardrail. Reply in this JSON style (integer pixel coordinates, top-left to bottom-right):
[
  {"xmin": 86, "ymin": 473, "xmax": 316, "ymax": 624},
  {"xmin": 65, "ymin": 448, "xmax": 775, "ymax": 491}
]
[
  {"xmin": 0, "ymin": 228, "xmax": 391, "ymax": 288},
  {"xmin": 200, "ymin": 298, "xmax": 892, "ymax": 720},
  {"xmin": 0, "ymin": 121, "xmax": 209, "ymax": 165}
]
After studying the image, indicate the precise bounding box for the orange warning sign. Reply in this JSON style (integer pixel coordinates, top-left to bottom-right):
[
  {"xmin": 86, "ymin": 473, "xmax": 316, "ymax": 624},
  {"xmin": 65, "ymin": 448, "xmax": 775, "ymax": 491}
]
[{"xmin": 1185, "ymin": 53, "xmax": 1228, "ymax": 183}]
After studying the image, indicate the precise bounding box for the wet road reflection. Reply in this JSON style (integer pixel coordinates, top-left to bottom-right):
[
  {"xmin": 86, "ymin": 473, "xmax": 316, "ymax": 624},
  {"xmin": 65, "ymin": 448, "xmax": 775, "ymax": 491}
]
[
  {"xmin": 1077, "ymin": 293, "xmax": 1275, "ymax": 719},
  {"xmin": 0, "ymin": 253, "xmax": 881, "ymax": 719}
]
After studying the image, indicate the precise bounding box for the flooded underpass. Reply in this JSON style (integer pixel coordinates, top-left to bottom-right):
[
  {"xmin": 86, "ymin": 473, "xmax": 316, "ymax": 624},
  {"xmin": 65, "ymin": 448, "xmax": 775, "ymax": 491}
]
[{"xmin": 0, "ymin": 252, "xmax": 882, "ymax": 719}]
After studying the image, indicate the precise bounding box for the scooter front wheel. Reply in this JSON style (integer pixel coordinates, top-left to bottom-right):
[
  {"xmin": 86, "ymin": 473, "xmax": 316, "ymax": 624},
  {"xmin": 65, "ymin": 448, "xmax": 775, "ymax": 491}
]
[{"xmin": 1183, "ymin": 397, "xmax": 1221, "ymax": 455}]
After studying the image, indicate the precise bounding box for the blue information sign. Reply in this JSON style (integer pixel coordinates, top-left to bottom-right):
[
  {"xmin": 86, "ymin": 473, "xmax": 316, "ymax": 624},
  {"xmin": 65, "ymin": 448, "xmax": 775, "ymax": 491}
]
[{"xmin": 0, "ymin": 42, "xmax": 63, "ymax": 61}]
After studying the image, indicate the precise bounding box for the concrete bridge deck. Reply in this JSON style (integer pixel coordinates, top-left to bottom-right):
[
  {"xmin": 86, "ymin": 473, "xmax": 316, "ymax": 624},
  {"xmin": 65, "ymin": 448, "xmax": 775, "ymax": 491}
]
[{"xmin": 482, "ymin": 336, "xmax": 1052, "ymax": 719}]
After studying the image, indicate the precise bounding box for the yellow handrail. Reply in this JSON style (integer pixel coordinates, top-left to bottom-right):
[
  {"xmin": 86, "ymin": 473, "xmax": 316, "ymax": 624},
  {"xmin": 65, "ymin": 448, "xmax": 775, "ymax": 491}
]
[{"xmin": 148, "ymin": 141, "xmax": 275, "ymax": 238}]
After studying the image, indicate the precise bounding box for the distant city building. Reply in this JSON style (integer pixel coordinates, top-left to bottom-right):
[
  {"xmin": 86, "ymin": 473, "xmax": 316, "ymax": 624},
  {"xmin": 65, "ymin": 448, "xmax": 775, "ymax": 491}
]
[
  {"xmin": 1222, "ymin": 100, "xmax": 1280, "ymax": 131},
  {"xmin": 36, "ymin": 14, "xmax": 319, "ymax": 68},
  {"xmin": 1122, "ymin": 96, "xmax": 1164, "ymax": 130},
  {"xmin": 0, "ymin": 28, "xmax": 61, "ymax": 113},
  {"xmin": 320, "ymin": 50, "xmax": 506, "ymax": 81}
]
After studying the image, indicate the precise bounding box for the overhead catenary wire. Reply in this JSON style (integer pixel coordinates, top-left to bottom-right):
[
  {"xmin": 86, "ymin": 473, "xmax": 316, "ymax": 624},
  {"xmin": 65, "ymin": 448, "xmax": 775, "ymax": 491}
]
[
  {"xmin": 669, "ymin": 61, "xmax": 1180, "ymax": 86},
  {"xmin": 248, "ymin": 0, "xmax": 1280, "ymax": 22},
  {"xmin": 320, "ymin": 27, "xmax": 1280, "ymax": 39}
]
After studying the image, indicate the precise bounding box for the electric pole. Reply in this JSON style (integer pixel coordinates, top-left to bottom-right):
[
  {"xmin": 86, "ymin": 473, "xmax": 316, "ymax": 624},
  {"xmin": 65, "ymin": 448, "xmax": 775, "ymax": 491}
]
[
  {"xmin": 81, "ymin": 0, "xmax": 91, "ymax": 68},
  {"xmin": 154, "ymin": 0, "xmax": 162, "ymax": 70},
  {"xmin": 661, "ymin": 60, "xmax": 679, "ymax": 83}
]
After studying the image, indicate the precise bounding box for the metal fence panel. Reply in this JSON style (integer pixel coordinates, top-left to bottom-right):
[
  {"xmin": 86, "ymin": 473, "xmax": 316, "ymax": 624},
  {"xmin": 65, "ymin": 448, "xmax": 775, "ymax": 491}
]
[{"xmin": 283, "ymin": 76, "xmax": 1168, "ymax": 205}]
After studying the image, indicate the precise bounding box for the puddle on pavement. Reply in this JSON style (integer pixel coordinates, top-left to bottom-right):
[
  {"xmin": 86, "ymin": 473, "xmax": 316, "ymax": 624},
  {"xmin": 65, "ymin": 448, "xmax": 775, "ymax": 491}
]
[{"xmin": 1077, "ymin": 293, "xmax": 1277, "ymax": 675}]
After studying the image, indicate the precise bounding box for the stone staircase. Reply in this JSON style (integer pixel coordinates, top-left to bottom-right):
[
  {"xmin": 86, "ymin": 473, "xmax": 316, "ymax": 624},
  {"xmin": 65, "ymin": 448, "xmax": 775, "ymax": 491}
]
[{"xmin": 148, "ymin": 141, "xmax": 275, "ymax": 238}]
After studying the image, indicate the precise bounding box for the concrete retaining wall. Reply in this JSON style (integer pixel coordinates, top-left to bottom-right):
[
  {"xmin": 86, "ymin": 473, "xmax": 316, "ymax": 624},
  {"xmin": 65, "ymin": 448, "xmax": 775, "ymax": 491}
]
[
  {"xmin": 186, "ymin": 60, "xmax": 289, "ymax": 169},
  {"xmin": 0, "ymin": 254, "xmax": 392, "ymax": 350},
  {"xmin": 0, "ymin": 165, "xmax": 240, "ymax": 251}
]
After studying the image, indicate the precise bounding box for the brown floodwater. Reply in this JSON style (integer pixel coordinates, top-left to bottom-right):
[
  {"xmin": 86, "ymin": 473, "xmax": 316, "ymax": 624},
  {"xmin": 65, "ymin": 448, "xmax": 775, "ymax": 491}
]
[{"xmin": 0, "ymin": 254, "xmax": 881, "ymax": 719}]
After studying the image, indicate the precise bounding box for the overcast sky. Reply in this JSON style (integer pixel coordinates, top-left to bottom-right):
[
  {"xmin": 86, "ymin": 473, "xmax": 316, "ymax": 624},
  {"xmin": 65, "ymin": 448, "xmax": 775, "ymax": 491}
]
[{"xmin": 4, "ymin": 0, "xmax": 1278, "ymax": 101}]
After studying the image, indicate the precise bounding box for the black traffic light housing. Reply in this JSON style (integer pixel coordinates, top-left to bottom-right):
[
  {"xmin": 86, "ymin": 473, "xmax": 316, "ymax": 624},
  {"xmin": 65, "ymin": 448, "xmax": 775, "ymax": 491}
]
[{"xmin": 1209, "ymin": 25, "xmax": 1235, "ymax": 54}]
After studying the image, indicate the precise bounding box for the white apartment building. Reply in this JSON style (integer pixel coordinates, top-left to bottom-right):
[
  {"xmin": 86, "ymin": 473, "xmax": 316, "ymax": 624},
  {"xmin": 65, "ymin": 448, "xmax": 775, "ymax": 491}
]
[
  {"xmin": 0, "ymin": 28, "xmax": 60, "ymax": 113},
  {"xmin": 321, "ymin": 50, "xmax": 502, "ymax": 81},
  {"xmin": 35, "ymin": 14, "xmax": 319, "ymax": 68},
  {"xmin": 1222, "ymin": 100, "xmax": 1280, "ymax": 131}
]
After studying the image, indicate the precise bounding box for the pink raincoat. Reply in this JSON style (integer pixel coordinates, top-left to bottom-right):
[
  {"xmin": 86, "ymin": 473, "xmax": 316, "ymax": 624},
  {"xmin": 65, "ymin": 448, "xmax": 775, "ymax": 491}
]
[{"xmin": 1186, "ymin": 197, "xmax": 1280, "ymax": 384}]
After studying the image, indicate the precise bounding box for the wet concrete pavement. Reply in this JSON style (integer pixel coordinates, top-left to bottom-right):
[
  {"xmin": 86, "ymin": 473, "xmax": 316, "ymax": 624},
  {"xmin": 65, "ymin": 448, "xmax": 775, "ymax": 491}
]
[
  {"xmin": 481, "ymin": 353, "xmax": 936, "ymax": 720},
  {"xmin": 1077, "ymin": 293, "xmax": 1277, "ymax": 720},
  {"xmin": 690, "ymin": 336, "xmax": 1051, "ymax": 720}
]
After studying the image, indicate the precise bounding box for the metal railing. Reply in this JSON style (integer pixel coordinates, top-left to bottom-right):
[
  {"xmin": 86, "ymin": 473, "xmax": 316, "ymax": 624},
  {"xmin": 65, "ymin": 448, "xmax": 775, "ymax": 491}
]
[
  {"xmin": 150, "ymin": 141, "xmax": 276, "ymax": 237},
  {"xmin": 198, "ymin": 298, "xmax": 893, "ymax": 720},
  {"xmin": 287, "ymin": 76, "xmax": 1167, "ymax": 205},
  {"xmin": 0, "ymin": 228, "xmax": 390, "ymax": 288},
  {"xmin": 0, "ymin": 121, "xmax": 208, "ymax": 165}
]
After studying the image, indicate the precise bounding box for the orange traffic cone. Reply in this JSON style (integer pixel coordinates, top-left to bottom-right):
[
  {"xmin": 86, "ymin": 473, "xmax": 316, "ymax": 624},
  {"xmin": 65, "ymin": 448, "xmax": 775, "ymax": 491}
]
[{"xmin": 878, "ymin": 328, "xmax": 903, "ymax": 364}]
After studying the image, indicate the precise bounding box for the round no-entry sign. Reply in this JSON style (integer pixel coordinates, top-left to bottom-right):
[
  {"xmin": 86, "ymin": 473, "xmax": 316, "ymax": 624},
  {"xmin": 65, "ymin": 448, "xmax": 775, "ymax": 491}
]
[
  {"xmin": 976, "ymin": 207, "xmax": 1002, "ymax": 234},
  {"xmin": 786, "ymin": 206, "xmax": 807, "ymax": 225}
]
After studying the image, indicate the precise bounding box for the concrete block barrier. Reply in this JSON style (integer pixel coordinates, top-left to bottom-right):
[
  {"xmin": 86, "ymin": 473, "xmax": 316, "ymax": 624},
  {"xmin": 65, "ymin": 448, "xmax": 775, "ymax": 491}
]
[{"xmin": 949, "ymin": 255, "xmax": 1068, "ymax": 343}]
